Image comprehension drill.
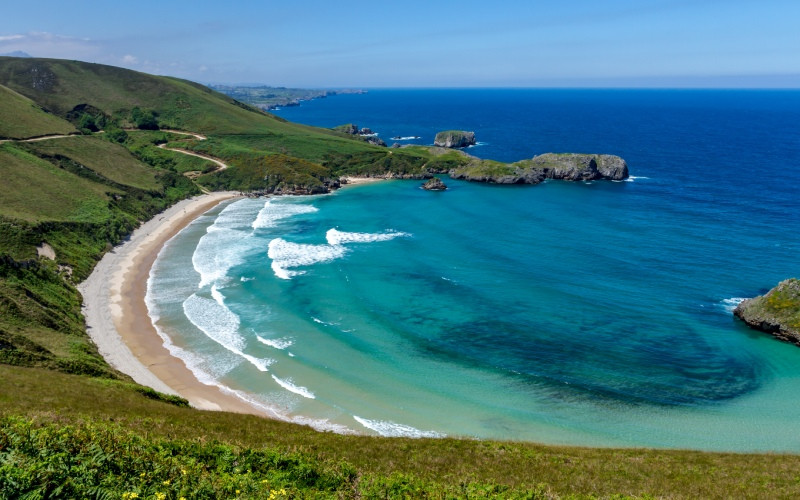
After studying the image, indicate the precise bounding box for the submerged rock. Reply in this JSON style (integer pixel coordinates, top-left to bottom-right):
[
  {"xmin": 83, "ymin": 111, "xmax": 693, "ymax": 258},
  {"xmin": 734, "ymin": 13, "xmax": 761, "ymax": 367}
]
[
  {"xmin": 434, "ymin": 130, "xmax": 476, "ymax": 148},
  {"xmin": 422, "ymin": 177, "xmax": 447, "ymax": 191},
  {"xmin": 734, "ymin": 278, "xmax": 800, "ymax": 345}
]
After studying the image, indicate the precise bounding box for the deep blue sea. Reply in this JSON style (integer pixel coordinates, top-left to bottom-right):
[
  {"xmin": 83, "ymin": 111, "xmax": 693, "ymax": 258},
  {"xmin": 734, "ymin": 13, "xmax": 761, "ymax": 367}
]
[{"xmin": 148, "ymin": 89, "xmax": 800, "ymax": 450}]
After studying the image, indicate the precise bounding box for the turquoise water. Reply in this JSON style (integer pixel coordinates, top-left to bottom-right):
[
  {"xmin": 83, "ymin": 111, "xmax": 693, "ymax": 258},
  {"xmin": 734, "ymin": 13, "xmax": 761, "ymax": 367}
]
[{"xmin": 148, "ymin": 90, "xmax": 800, "ymax": 450}]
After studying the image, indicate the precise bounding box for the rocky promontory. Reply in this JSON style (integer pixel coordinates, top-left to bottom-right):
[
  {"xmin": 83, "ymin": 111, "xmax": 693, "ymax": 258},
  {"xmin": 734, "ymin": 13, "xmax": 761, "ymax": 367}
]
[
  {"xmin": 734, "ymin": 279, "xmax": 800, "ymax": 345},
  {"xmin": 448, "ymin": 152, "xmax": 628, "ymax": 184},
  {"xmin": 434, "ymin": 130, "xmax": 476, "ymax": 148}
]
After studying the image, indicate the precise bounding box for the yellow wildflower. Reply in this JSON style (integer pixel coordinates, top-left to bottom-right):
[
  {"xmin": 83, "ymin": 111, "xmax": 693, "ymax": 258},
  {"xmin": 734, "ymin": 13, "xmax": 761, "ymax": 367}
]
[
  {"xmin": 155, "ymin": 493, "xmax": 166, "ymax": 500},
  {"xmin": 163, "ymin": 480, "xmax": 170, "ymax": 486}
]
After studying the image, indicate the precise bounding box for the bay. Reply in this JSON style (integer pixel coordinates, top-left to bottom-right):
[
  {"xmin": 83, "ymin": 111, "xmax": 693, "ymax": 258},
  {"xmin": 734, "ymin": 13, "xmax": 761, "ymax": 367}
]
[{"xmin": 147, "ymin": 89, "xmax": 800, "ymax": 450}]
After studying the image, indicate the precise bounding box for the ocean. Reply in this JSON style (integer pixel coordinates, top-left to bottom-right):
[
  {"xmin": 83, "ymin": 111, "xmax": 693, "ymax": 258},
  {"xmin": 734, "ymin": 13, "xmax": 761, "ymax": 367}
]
[{"xmin": 147, "ymin": 89, "xmax": 800, "ymax": 450}]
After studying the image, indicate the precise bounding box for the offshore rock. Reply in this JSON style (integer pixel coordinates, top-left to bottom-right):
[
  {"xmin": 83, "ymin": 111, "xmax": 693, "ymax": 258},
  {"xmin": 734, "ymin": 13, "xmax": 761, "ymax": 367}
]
[
  {"xmin": 734, "ymin": 279, "xmax": 800, "ymax": 346},
  {"xmin": 434, "ymin": 130, "xmax": 476, "ymax": 148},
  {"xmin": 422, "ymin": 177, "xmax": 447, "ymax": 191}
]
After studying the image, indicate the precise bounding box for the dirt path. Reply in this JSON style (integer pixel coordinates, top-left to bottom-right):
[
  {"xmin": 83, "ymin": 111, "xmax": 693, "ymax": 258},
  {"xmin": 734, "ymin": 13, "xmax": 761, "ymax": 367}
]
[
  {"xmin": 2, "ymin": 129, "xmax": 229, "ymax": 176},
  {"xmin": 0, "ymin": 133, "xmax": 79, "ymax": 144},
  {"xmin": 157, "ymin": 143, "xmax": 228, "ymax": 172}
]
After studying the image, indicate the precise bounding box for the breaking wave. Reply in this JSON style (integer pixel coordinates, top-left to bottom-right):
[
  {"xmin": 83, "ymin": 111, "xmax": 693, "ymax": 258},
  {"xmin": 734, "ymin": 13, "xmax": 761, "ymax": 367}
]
[
  {"xmin": 252, "ymin": 199, "xmax": 318, "ymax": 230},
  {"xmin": 268, "ymin": 229, "xmax": 410, "ymax": 279},
  {"xmin": 271, "ymin": 375, "xmax": 316, "ymax": 399},
  {"xmin": 325, "ymin": 228, "xmax": 410, "ymax": 245},
  {"xmin": 353, "ymin": 416, "xmax": 444, "ymax": 438},
  {"xmin": 183, "ymin": 293, "xmax": 273, "ymax": 372}
]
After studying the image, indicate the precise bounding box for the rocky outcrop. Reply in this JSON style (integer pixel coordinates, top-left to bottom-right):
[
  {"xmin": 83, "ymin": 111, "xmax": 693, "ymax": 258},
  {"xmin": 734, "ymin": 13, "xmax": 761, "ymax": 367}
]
[
  {"xmin": 434, "ymin": 130, "xmax": 476, "ymax": 148},
  {"xmin": 422, "ymin": 177, "xmax": 447, "ymax": 191},
  {"xmin": 333, "ymin": 124, "xmax": 386, "ymax": 146},
  {"xmin": 364, "ymin": 136, "xmax": 386, "ymax": 147},
  {"xmin": 734, "ymin": 279, "xmax": 800, "ymax": 346},
  {"xmin": 449, "ymin": 153, "xmax": 629, "ymax": 185},
  {"xmin": 333, "ymin": 123, "xmax": 359, "ymax": 135}
]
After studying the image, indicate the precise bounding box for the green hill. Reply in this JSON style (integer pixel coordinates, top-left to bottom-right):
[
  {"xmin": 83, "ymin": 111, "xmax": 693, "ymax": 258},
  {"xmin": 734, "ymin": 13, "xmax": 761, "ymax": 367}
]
[
  {"xmin": 0, "ymin": 83, "xmax": 76, "ymax": 139},
  {"xmin": 1, "ymin": 57, "xmax": 798, "ymax": 498}
]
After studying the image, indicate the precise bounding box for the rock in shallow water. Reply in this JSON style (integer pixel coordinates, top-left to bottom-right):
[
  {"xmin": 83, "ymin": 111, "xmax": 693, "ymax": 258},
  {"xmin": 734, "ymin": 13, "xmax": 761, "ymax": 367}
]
[
  {"xmin": 422, "ymin": 177, "xmax": 447, "ymax": 191},
  {"xmin": 734, "ymin": 278, "xmax": 800, "ymax": 345}
]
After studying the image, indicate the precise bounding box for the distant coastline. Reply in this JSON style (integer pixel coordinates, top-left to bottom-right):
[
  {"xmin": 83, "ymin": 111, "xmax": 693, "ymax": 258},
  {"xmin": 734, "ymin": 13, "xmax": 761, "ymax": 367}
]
[{"xmin": 211, "ymin": 85, "xmax": 366, "ymax": 111}]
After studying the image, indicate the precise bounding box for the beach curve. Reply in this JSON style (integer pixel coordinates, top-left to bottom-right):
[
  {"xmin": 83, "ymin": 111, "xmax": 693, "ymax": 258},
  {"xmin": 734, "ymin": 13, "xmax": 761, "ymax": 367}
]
[{"xmin": 79, "ymin": 191, "xmax": 265, "ymax": 415}]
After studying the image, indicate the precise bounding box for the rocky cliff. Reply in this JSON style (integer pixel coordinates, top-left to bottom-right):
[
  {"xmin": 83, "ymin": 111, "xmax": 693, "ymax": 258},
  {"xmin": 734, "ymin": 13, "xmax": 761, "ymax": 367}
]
[
  {"xmin": 434, "ymin": 130, "xmax": 476, "ymax": 148},
  {"xmin": 734, "ymin": 279, "xmax": 800, "ymax": 345},
  {"xmin": 449, "ymin": 153, "xmax": 628, "ymax": 184}
]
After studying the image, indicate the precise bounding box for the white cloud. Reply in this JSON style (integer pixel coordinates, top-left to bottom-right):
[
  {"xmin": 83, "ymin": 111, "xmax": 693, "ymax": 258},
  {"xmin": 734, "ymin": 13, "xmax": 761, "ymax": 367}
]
[
  {"xmin": 121, "ymin": 54, "xmax": 138, "ymax": 64},
  {"xmin": 0, "ymin": 35, "xmax": 24, "ymax": 42}
]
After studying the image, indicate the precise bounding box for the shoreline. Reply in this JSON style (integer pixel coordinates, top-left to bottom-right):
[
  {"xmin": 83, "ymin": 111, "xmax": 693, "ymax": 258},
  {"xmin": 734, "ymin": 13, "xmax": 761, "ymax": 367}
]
[
  {"xmin": 79, "ymin": 191, "xmax": 265, "ymax": 415},
  {"xmin": 339, "ymin": 176, "xmax": 390, "ymax": 186}
]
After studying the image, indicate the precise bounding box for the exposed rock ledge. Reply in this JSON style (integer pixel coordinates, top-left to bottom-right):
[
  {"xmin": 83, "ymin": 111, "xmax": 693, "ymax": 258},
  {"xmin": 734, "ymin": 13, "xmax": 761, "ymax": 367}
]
[
  {"xmin": 448, "ymin": 153, "xmax": 628, "ymax": 184},
  {"xmin": 734, "ymin": 278, "xmax": 800, "ymax": 345}
]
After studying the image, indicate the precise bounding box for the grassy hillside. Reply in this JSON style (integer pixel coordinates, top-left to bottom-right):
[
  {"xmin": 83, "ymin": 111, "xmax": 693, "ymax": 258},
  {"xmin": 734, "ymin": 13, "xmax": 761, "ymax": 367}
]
[
  {"xmin": 4, "ymin": 365, "xmax": 800, "ymax": 499},
  {"xmin": 0, "ymin": 83, "xmax": 76, "ymax": 139},
  {"xmin": 24, "ymin": 135, "xmax": 161, "ymax": 191}
]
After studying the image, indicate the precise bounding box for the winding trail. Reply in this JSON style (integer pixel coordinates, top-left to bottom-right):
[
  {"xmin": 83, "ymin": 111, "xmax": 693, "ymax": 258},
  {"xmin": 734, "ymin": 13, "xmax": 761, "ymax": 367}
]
[
  {"xmin": 0, "ymin": 133, "xmax": 80, "ymax": 144},
  {"xmin": 157, "ymin": 143, "xmax": 228, "ymax": 173},
  {"xmin": 1, "ymin": 129, "xmax": 229, "ymax": 176}
]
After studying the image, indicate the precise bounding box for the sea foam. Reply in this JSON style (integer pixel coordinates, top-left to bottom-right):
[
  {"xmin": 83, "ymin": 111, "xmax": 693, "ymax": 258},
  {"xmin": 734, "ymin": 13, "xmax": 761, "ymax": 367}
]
[
  {"xmin": 721, "ymin": 297, "xmax": 747, "ymax": 313},
  {"xmin": 267, "ymin": 229, "xmax": 410, "ymax": 279},
  {"xmin": 183, "ymin": 293, "xmax": 273, "ymax": 372},
  {"xmin": 267, "ymin": 238, "xmax": 347, "ymax": 279},
  {"xmin": 325, "ymin": 228, "xmax": 410, "ymax": 245},
  {"xmin": 353, "ymin": 416, "xmax": 444, "ymax": 438},
  {"xmin": 193, "ymin": 199, "xmax": 261, "ymax": 287},
  {"xmin": 252, "ymin": 199, "xmax": 318, "ymax": 230},
  {"xmin": 257, "ymin": 335, "xmax": 294, "ymax": 350},
  {"xmin": 271, "ymin": 375, "xmax": 316, "ymax": 399}
]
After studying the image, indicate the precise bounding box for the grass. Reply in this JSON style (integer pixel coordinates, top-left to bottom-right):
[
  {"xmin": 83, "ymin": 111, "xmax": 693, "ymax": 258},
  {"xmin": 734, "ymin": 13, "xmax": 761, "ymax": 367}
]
[
  {"xmin": 0, "ymin": 143, "xmax": 118, "ymax": 223},
  {"xmin": 23, "ymin": 135, "xmax": 161, "ymax": 191},
  {"xmin": 3, "ymin": 365, "xmax": 800, "ymax": 498},
  {"xmin": 0, "ymin": 83, "xmax": 76, "ymax": 139}
]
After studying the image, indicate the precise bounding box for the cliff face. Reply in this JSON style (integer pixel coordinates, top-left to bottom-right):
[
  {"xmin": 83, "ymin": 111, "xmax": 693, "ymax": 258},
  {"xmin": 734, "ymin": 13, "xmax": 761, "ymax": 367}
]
[
  {"xmin": 434, "ymin": 130, "xmax": 476, "ymax": 148},
  {"xmin": 734, "ymin": 279, "xmax": 800, "ymax": 345},
  {"xmin": 449, "ymin": 153, "xmax": 629, "ymax": 184}
]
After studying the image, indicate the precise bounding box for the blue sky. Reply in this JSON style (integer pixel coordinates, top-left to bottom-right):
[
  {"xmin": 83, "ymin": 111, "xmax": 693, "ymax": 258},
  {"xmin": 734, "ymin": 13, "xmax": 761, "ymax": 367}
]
[{"xmin": 2, "ymin": 0, "xmax": 799, "ymax": 87}]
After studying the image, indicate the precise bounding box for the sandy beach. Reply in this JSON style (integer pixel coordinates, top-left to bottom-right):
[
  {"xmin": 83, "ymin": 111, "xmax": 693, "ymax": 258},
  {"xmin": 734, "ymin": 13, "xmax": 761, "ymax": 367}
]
[
  {"xmin": 79, "ymin": 192, "xmax": 264, "ymax": 415},
  {"xmin": 339, "ymin": 176, "xmax": 388, "ymax": 186}
]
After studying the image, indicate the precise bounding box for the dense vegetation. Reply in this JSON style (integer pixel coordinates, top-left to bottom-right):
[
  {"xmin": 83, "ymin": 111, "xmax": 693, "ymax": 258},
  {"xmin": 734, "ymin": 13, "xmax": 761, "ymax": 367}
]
[{"xmin": 1, "ymin": 56, "xmax": 798, "ymax": 498}]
